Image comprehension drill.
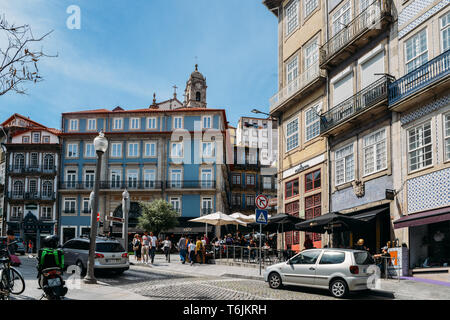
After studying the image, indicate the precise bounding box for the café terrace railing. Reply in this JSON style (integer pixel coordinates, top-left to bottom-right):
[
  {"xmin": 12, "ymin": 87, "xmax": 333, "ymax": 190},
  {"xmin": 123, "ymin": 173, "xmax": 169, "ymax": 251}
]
[
  {"xmin": 388, "ymin": 49, "xmax": 450, "ymax": 105},
  {"xmin": 320, "ymin": 75, "xmax": 394, "ymax": 133},
  {"xmin": 320, "ymin": 0, "xmax": 391, "ymax": 67}
]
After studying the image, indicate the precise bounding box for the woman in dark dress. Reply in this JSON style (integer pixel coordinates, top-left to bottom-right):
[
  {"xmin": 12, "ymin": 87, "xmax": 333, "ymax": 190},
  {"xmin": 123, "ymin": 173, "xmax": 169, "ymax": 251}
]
[{"xmin": 133, "ymin": 235, "xmax": 142, "ymax": 263}]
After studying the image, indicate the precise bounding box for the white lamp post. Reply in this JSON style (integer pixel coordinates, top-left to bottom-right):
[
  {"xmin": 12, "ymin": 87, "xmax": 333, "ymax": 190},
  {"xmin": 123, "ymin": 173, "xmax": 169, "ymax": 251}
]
[
  {"xmin": 84, "ymin": 131, "xmax": 108, "ymax": 284},
  {"xmin": 122, "ymin": 189, "xmax": 130, "ymax": 253}
]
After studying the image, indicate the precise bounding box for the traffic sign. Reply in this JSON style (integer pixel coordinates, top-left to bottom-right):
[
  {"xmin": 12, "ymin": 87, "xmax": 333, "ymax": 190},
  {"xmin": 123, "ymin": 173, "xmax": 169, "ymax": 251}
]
[
  {"xmin": 255, "ymin": 209, "xmax": 268, "ymax": 225},
  {"xmin": 106, "ymin": 216, "xmax": 125, "ymax": 223},
  {"xmin": 97, "ymin": 212, "xmax": 100, "ymax": 222},
  {"xmin": 255, "ymin": 195, "xmax": 269, "ymax": 210}
]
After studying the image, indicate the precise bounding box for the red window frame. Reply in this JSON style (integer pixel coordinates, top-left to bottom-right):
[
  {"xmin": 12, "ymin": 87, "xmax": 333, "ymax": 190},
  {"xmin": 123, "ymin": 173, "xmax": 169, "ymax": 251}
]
[
  {"xmin": 305, "ymin": 193, "xmax": 321, "ymax": 242},
  {"xmin": 285, "ymin": 178, "xmax": 299, "ymax": 199},
  {"xmin": 305, "ymin": 169, "xmax": 321, "ymax": 192}
]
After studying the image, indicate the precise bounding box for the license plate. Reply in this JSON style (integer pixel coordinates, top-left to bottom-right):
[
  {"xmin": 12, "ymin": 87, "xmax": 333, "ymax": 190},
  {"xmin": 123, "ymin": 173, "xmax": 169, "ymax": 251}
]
[
  {"xmin": 47, "ymin": 278, "xmax": 61, "ymax": 287},
  {"xmin": 106, "ymin": 259, "xmax": 121, "ymax": 263}
]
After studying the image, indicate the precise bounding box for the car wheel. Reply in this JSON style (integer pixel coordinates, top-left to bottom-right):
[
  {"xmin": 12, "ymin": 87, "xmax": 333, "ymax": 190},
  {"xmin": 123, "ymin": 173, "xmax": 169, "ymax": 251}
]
[
  {"xmin": 330, "ymin": 279, "xmax": 348, "ymax": 298},
  {"xmin": 268, "ymin": 272, "xmax": 282, "ymax": 289}
]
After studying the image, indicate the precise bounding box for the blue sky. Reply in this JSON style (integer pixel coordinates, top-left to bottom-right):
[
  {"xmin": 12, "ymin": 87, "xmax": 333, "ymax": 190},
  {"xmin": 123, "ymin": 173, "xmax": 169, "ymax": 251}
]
[{"xmin": 0, "ymin": 0, "xmax": 278, "ymax": 129}]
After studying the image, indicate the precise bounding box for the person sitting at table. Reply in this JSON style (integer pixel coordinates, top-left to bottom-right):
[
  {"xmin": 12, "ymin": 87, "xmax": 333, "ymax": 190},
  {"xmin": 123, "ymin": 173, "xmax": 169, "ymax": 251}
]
[
  {"xmin": 248, "ymin": 239, "xmax": 257, "ymax": 260},
  {"xmin": 263, "ymin": 241, "xmax": 270, "ymax": 250}
]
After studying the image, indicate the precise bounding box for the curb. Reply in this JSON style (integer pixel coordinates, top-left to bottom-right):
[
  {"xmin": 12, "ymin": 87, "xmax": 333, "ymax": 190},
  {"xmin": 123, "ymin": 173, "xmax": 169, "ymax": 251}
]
[{"xmin": 222, "ymin": 273, "xmax": 264, "ymax": 281}]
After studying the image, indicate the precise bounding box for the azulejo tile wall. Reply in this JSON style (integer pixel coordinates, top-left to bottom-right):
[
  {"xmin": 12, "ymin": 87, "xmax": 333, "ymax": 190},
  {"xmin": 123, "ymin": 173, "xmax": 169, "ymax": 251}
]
[
  {"xmin": 400, "ymin": 94, "xmax": 450, "ymax": 126},
  {"xmin": 398, "ymin": 0, "xmax": 449, "ymax": 39},
  {"xmin": 407, "ymin": 167, "xmax": 450, "ymax": 214}
]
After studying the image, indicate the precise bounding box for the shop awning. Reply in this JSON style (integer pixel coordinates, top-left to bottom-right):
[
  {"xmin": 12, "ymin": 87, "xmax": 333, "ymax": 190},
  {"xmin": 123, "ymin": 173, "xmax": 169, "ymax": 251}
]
[
  {"xmin": 349, "ymin": 207, "xmax": 389, "ymax": 222},
  {"xmin": 394, "ymin": 206, "xmax": 450, "ymax": 229},
  {"xmin": 162, "ymin": 226, "xmax": 213, "ymax": 234}
]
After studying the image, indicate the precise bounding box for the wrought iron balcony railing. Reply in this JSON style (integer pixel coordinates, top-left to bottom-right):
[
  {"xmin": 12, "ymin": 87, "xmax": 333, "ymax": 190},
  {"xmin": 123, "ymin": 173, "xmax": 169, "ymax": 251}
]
[
  {"xmin": 166, "ymin": 180, "xmax": 216, "ymax": 189},
  {"xmin": 320, "ymin": 0, "xmax": 391, "ymax": 67},
  {"xmin": 389, "ymin": 49, "xmax": 450, "ymax": 105},
  {"xmin": 59, "ymin": 180, "xmax": 163, "ymax": 190},
  {"xmin": 320, "ymin": 75, "xmax": 394, "ymax": 134},
  {"xmin": 8, "ymin": 165, "xmax": 57, "ymax": 174},
  {"xmin": 6, "ymin": 192, "xmax": 56, "ymax": 201},
  {"xmin": 201, "ymin": 208, "xmax": 213, "ymax": 216},
  {"xmin": 269, "ymin": 62, "xmax": 325, "ymax": 112}
]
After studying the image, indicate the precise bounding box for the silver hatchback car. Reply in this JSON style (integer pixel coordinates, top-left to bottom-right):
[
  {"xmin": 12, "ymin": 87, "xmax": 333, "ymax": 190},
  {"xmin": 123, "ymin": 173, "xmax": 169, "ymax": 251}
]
[
  {"xmin": 62, "ymin": 236, "xmax": 129, "ymax": 275},
  {"xmin": 264, "ymin": 248, "xmax": 376, "ymax": 298}
]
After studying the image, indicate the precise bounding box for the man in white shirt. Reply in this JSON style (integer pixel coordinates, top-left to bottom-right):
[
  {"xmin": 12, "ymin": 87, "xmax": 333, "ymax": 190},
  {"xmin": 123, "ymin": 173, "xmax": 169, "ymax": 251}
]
[{"xmin": 149, "ymin": 232, "xmax": 158, "ymax": 264}]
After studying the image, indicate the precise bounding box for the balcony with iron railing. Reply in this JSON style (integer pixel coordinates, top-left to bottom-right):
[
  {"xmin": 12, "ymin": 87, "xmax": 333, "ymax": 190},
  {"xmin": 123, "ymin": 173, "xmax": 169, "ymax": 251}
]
[
  {"xmin": 269, "ymin": 62, "xmax": 326, "ymax": 113},
  {"xmin": 59, "ymin": 180, "xmax": 163, "ymax": 190},
  {"xmin": 320, "ymin": 0, "xmax": 392, "ymax": 69},
  {"xmin": 320, "ymin": 75, "xmax": 394, "ymax": 135},
  {"xmin": 166, "ymin": 180, "xmax": 216, "ymax": 189},
  {"xmin": 8, "ymin": 165, "xmax": 57, "ymax": 175},
  {"xmin": 389, "ymin": 49, "xmax": 450, "ymax": 111},
  {"xmin": 201, "ymin": 208, "xmax": 213, "ymax": 216},
  {"xmin": 6, "ymin": 192, "xmax": 56, "ymax": 201}
]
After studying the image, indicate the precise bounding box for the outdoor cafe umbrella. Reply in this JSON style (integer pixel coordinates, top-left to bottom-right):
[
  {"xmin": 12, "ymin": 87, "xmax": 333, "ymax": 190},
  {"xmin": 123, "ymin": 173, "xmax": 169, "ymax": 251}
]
[
  {"xmin": 230, "ymin": 212, "xmax": 255, "ymax": 231},
  {"xmin": 189, "ymin": 211, "xmax": 247, "ymax": 237},
  {"xmin": 294, "ymin": 212, "xmax": 368, "ymax": 247}
]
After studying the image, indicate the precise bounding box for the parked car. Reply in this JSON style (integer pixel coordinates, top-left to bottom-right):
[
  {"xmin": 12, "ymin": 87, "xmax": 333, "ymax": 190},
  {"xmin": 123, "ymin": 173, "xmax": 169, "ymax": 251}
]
[
  {"xmin": 264, "ymin": 248, "xmax": 376, "ymax": 298},
  {"xmin": 62, "ymin": 236, "xmax": 129, "ymax": 275},
  {"xmin": 0, "ymin": 236, "xmax": 26, "ymax": 255}
]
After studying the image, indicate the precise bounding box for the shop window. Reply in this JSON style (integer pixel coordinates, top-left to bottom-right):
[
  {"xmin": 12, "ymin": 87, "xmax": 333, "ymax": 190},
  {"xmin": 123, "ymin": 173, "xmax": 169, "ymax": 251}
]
[{"xmin": 305, "ymin": 193, "xmax": 321, "ymax": 242}]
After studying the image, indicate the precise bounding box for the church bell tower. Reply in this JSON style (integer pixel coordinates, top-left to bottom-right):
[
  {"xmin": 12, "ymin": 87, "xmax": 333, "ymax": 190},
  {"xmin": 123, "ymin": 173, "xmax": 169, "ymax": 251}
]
[{"xmin": 184, "ymin": 64, "xmax": 207, "ymax": 108}]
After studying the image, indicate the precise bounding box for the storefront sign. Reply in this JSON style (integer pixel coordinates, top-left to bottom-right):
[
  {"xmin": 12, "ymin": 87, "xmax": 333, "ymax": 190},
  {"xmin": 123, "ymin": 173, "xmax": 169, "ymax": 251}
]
[
  {"xmin": 388, "ymin": 247, "xmax": 409, "ymax": 277},
  {"xmin": 282, "ymin": 154, "xmax": 325, "ymax": 179}
]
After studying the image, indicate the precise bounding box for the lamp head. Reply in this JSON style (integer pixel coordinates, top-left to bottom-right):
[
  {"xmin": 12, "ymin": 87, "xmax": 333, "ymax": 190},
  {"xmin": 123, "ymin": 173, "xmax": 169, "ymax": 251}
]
[{"xmin": 94, "ymin": 130, "xmax": 108, "ymax": 153}]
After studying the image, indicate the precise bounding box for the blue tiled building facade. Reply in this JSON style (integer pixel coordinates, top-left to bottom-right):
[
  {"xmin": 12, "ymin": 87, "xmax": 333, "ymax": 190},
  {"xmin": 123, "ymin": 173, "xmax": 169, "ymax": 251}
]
[{"xmin": 58, "ymin": 68, "xmax": 229, "ymax": 243}]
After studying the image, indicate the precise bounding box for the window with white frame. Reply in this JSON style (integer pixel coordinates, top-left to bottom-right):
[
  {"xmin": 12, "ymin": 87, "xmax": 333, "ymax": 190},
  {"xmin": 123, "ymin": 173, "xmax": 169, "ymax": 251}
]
[
  {"xmin": 304, "ymin": 38, "xmax": 319, "ymax": 81},
  {"xmin": 127, "ymin": 142, "xmax": 139, "ymax": 157},
  {"xmin": 201, "ymin": 168, "xmax": 213, "ymax": 188},
  {"xmin": 305, "ymin": 104, "xmax": 321, "ymax": 141},
  {"xmin": 202, "ymin": 116, "xmax": 212, "ymax": 129},
  {"xmin": 127, "ymin": 169, "xmax": 138, "ymax": 188},
  {"xmin": 201, "ymin": 197, "xmax": 213, "ymax": 215},
  {"xmin": 246, "ymin": 194, "xmax": 255, "ymax": 207},
  {"xmin": 42, "ymin": 181, "xmax": 53, "ymax": 197},
  {"xmin": 363, "ymin": 128, "xmax": 387, "ymax": 175},
  {"xmin": 173, "ymin": 116, "xmax": 183, "ymax": 129},
  {"xmin": 30, "ymin": 152, "xmax": 38, "ymax": 167},
  {"xmin": 110, "ymin": 142, "xmax": 122, "ymax": 158},
  {"xmin": 445, "ymin": 113, "xmax": 450, "ymax": 161},
  {"xmin": 112, "ymin": 118, "xmax": 123, "ymax": 130},
  {"xmin": 144, "ymin": 142, "xmax": 157, "ymax": 157},
  {"xmin": 285, "ymin": 0, "xmax": 299, "ymax": 36},
  {"xmin": 130, "ymin": 118, "xmax": 140, "ymax": 130},
  {"xmin": 43, "ymin": 136, "xmax": 50, "ymax": 143},
  {"xmin": 286, "ymin": 55, "xmax": 298, "ymax": 84},
  {"xmin": 408, "ymin": 121, "xmax": 432, "ymax": 172},
  {"xmin": 11, "ymin": 206, "xmax": 22, "ymax": 220},
  {"xmin": 263, "ymin": 176, "xmax": 272, "ymax": 189},
  {"xmin": 84, "ymin": 169, "xmax": 95, "ymax": 188},
  {"xmin": 171, "ymin": 142, "xmax": 183, "ymax": 158},
  {"xmin": 28, "ymin": 179, "xmax": 37, "ymax": 194},
  {"xmin": 202, "ymin": 142, "xmax": 215, "ymax": 158},
  {"xmin": 22, "ymin": 136, "xmax": 30, "ymax": 143},
  {"xmin": 110, "ymin": 169, "xmax": 122, "ymax": 188},
  {"xmin": 69, "ymin": 119, "xmax": 78, "ymax": 131},
  {"xmin": 360, "ymin": 0, "xmax": 370, "ymax": 12},
  {"xmin": 246, "ymin": 174, "xmax": 255, "ymax": 185},
  {"xmin": 63, "ymin": 198, "xmax": 76, "ymax": 214},
  {"xmin": 169, "ymin": 197, "xmax": 181, "ymax": 214},
  {"xmin": 82, "ymin": 197, "xmax": 90, "ymax": 213},
  {"xmin": 144, "ymin": 169, "xmax": 156, "ymax": 188},
  {"xmin": 332, "ymin": 1, "xmax": 351, "ymax": 36},
  {"xmin": 304, "ymin": 0, "xmax": 318, "ymax": 18},
  {"xmin": 405, "ymin": 29, "xmax": 428, "ymax": 73},
  {"xmin": 41, "ymin": 207, "xmax": 52, "ymax": 220},
  {"xmin": 32, "ymin": 132, "xmax": 41, "ymax": 143},
  {"xmin": 67, "ymin": 143, "xmax": 78, "ymax": 158},
  {"xmin": 441, "ymin": 11, "xmax": 450, "ymax": 52},
  {"xmin": 66, "ymin": 169, "xmax": 77, "ymax": 188},
  {"xmin": 147, "ymin": 117, "xmax": 157, "ymax": 129},
  {"xmin": 170, "ymin": 169, "xmax": 182, "ymax": 188},
  {"xmin": 85, "ymin": 143, "xmax": 96, "ymax": 158},
  {"xmin": 286, "ymin": 117, "xmax": 299, "ymax": 151},
  {"xmin": 335, "ymin": 143, "xmax": 354, "ymax": 186},
  {"xmin": 87, "ymin": 119, "xmax": 96, "ymax": 131}
]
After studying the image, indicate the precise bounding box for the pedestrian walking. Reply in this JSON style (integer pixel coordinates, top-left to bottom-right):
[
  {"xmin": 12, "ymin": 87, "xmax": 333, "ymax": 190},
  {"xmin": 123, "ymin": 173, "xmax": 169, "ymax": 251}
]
[
  {"xmin": 163, "ymin": 236, "xmax": 172, "ymax": 262},
  {"xmin": 133, "ymin": 235, "xmax": 142, "ymax": 263},
  {"xmin": 150, "ymin": 232, "xmax": 158, "ymax": 264},
  {"xmin": 28, "ymin": 240, "xmax": 33, "ymax": 254},
  {"xmin": 178, "ymin": 234, "xmax": 187, "ymax": 264},
  {"xmin": 188, "ymin": 238, "xmax": 196, "ymax": 266},
  {"xmin": 142, "ymin": 231, "xmax": 150, "ymax": 264}
]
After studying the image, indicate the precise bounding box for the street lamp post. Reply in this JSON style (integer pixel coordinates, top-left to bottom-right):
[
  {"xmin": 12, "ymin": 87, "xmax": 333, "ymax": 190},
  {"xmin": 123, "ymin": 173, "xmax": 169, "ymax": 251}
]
[
  {"xmin": 122, "ymin": 189, "xmax": 130, "ymax": 253},
  {"xmin": 84, "ymin": 131, "xmax": 108, "ymax": 284}
]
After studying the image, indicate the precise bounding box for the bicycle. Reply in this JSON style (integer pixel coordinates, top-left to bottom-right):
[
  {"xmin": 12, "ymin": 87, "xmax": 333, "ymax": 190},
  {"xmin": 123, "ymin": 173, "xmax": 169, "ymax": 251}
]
[{"xmin": 0, "ymin": 241, "xmax": 26, "ymax": 300}]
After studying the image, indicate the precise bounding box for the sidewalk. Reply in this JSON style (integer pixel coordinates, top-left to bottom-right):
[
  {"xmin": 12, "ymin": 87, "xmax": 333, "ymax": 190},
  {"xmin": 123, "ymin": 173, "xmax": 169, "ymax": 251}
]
[{"xmin": 133, "ymin": 254, "xmax": 450, "ymax": 300}]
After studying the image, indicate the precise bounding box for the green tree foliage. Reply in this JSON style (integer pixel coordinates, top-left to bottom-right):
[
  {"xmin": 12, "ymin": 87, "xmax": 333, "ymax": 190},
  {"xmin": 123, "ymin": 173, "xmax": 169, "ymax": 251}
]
[{"xmin": 137, "ymin": 199, "xmax": 179, "ymax": 236}]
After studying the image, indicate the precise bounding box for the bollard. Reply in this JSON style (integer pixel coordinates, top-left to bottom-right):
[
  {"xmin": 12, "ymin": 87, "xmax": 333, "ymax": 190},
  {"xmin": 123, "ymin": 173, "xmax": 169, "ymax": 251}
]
[{"xmin": 233, "ymin": 246, "xmax": 236, "ymax": 262}]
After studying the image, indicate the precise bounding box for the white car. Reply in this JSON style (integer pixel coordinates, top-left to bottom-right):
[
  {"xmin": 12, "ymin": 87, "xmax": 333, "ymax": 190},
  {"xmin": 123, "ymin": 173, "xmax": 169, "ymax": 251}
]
[{"xmin": 264, "ymin": 248, "xmax": 376, "ymax": 298}]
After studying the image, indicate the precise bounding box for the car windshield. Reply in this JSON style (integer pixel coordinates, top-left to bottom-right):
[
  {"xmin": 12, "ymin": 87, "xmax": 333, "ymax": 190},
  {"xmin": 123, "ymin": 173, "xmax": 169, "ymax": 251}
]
[
  {"xmin": 96, "ymin": 242, "xmax": 125, "ymax": 253},
  {"xmin": 354, "ymin": 251, "xmax": 375, "ymax": 265}
]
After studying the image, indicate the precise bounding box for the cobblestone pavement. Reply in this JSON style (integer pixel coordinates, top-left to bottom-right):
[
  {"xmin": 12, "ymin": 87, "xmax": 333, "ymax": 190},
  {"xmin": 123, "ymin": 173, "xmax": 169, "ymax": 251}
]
[{"xmin": 8, "ymin": 255, "xmax": 388, "ymax": 300}]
